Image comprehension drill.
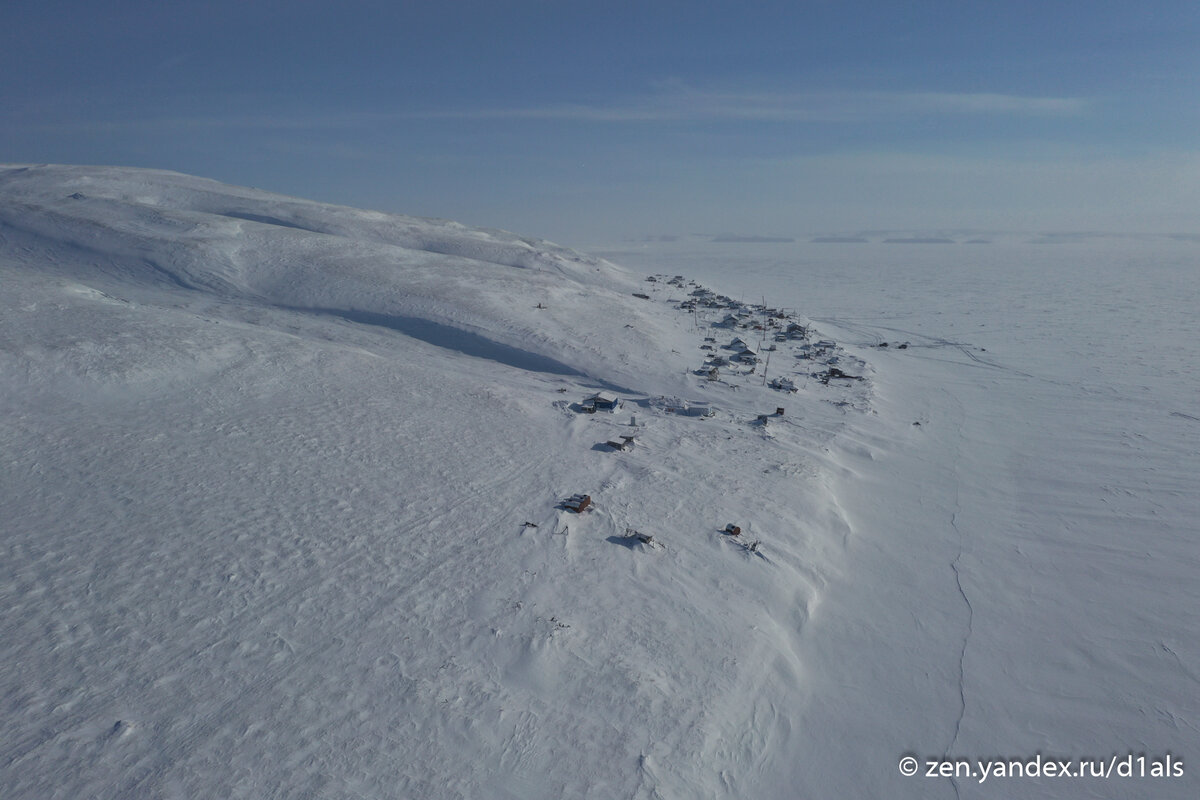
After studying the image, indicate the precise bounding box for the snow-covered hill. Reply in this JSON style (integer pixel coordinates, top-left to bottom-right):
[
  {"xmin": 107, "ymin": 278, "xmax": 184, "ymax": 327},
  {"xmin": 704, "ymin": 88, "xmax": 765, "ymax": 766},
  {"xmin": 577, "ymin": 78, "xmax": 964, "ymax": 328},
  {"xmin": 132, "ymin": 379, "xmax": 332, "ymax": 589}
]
[
  {"xmin": 0, "ymin": 164, "xmax": 705, "ymax": 395},
  {"xmin": 1, "ymin": 166, "xmax": 870, "ymax": 798},
  {"xmin": 7, "ymin": 166, "xmax": 1197, "ymax": 800}
]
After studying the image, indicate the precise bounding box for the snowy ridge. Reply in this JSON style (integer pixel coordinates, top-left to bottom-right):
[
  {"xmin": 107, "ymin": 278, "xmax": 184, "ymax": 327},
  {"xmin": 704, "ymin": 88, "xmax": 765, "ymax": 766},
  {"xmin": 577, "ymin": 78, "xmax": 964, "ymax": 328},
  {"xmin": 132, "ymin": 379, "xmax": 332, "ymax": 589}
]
[
  {"xmin": 0, "ymin": 165, "xmax": 684, "ymax": 395},
  {"xmin": 1, "ymin": 166, "xmax": 875, "ymax": 798}
]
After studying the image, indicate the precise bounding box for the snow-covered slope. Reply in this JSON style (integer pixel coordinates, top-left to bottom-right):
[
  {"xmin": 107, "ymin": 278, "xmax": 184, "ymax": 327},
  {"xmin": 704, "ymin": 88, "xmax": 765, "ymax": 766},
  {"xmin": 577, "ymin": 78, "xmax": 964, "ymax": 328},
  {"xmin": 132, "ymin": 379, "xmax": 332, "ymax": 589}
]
[
  {"xmin": 1, "ymin": 166, "xmax": 865, "ymax": 799},
  {"xmin": 9, "ymin": 167, "xmax": 1196, "ymax": 800},
  {"xmin": 0, "ymin": 164, "xmax": 700, "ymax": 395}
]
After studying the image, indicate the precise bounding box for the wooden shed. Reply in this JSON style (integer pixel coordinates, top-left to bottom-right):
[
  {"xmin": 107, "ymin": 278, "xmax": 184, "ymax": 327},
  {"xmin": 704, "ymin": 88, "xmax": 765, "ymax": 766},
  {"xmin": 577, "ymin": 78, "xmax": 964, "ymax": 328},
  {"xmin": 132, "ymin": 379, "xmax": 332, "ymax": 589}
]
[
  {"xmin": 563, "ymin": 494, "xmax": 592, "ymax": 512},
  {"xmin": 585, "ymin": 392, "xmax": 620, "ymax": 411}
]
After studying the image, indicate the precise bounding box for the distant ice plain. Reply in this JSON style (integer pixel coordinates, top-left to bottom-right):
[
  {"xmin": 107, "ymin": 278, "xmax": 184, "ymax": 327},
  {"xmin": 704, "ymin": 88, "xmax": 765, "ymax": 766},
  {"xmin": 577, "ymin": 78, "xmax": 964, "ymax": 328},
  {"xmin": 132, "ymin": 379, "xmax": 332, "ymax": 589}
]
[{"xmin": 601, "ymin": 236, "xmax": 1200, "ymax": 798}]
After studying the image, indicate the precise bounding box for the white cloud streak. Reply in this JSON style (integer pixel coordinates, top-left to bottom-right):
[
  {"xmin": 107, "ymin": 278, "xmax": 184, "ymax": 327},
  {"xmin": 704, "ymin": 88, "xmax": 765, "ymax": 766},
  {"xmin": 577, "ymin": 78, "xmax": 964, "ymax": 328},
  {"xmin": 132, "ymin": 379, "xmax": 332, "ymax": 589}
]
[
  {"xmin": 405, "ymin": 86, "xmax": 1090, "ymax": 123},
  {"xmin": 8, "ymin": 85, "xmax": 1089, "ymax": 135}
]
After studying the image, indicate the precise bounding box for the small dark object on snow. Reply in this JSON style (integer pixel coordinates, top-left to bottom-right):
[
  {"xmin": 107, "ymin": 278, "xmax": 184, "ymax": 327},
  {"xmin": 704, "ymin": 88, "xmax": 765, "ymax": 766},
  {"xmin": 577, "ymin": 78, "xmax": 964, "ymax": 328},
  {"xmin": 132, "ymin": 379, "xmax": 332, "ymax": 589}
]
[
  {"xmin": 878, "ymin": 341, "xmax": 889, "ymax": 347},
  {"xmin": 912, "ymin": 421, "xmax": 921, "ymax": 427},
  {"xmin": 632, "ymin": 292, "xmax": 651, "ymax": 300},
  {"xmin": 818, "ymin": 367, "xmax": 863, "ymax": 384},
  {"xmin": 536, "ymin": 303, "xmax": 546, "ymax": 309},
  {"xmin": 775, "ymin": 407, "xmax": 785, "ymax": 416},
  {"xmin": 605, "ymin": 432, "xmax": 637, "ymax": 450},
  {"xmin": 897, "ymin": 343, "xmax": 909, "ymax": 350},
  {"xmin": 562, "ymin": 494, "xmax": 591, "ymax": 513},
  {"xmin": 724, "ymin": 523, "xmax": 742, "ymax": 536},
  {"xmin": 522, "ymin": 521, "xmax": 539, "ymax": 528},
  {"xmin": 626, "ymin": 527, "xmax": 655, "ymax": 545}
]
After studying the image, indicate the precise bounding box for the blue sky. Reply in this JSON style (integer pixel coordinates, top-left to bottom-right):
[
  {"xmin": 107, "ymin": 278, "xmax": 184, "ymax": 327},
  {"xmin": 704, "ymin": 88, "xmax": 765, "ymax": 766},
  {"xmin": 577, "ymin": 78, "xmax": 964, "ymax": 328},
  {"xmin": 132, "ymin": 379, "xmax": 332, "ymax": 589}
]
[{"xmin": 4, "ymin": 1, "xmax": 1199, "ymax": 245}]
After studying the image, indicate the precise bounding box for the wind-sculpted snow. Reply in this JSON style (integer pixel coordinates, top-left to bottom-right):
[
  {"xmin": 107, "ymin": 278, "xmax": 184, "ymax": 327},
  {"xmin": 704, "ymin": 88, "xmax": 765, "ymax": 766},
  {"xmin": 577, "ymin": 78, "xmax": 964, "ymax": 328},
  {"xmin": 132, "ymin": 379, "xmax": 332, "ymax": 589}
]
[
  {"xmin": 7, "ymin": 166, "xmax": 1196, "ymax": 799},
  {"xmin": 0, "ymin": 164, "xmax": 621, "ymax": 279},
  {"xmin": 602, "ymin": 238, "xmax": 1200, "ymax": 800},
  {"xmin": 1, "ymin": 165, "xmax": 867, "ymax": 799},
  {"xmin": 0, "ymin": 165, "xmax": 671, "ymax": 391}
]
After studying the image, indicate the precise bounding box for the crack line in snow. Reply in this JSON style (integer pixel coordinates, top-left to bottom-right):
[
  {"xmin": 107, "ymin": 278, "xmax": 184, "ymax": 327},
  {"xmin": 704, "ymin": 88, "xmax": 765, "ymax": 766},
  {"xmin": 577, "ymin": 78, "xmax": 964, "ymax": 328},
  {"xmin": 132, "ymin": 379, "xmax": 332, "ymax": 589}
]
[{"xmin": 946, "ymin": 509, "xmax": 973, "ymax": 800}]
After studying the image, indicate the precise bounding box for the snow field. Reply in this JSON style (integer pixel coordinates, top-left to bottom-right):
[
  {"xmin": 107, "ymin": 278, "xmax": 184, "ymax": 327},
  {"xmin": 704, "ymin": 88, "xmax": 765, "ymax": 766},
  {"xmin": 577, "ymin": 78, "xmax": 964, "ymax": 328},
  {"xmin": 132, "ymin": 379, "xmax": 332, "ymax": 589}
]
[
  {"xmin": 9, "ymin": 165, "xmax": 1195, "ymax": 798},
  {"xmin": 2, "ymin": 166, "xmax": 874, "ymax": 798},
  {"xmin": 605, "ymin": 238, "xmax": 1200, "ymax": 799}
]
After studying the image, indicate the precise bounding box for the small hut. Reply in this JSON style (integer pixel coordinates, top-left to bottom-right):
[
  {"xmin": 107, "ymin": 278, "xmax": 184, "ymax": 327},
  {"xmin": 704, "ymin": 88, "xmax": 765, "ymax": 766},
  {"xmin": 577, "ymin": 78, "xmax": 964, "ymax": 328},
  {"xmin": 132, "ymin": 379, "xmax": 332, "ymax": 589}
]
[
  {"xmin": 584, "ymin": 392, "xmax": 620, "ymax": 411},
  {"xmin": 733, "ymin": 345, "xmax": 758, "ymax": 364},
  {"xmin": 563, "ymin": 494, "xmax": 592, "ymax": 512}
]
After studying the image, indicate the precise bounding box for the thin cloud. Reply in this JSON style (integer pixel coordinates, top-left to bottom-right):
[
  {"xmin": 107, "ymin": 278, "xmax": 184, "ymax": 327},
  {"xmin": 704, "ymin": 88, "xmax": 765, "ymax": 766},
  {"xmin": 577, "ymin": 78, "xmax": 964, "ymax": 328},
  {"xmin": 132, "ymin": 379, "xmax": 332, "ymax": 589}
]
[
  {"xmin": 902, "ymin": 92, "xmax": 1087, "ymax": 115},
  {"xmin": 17, "ymin": 113, "xmax": 373, "ymax": 135},
  {"xmin": 7, "ymin": 87, "xmax": 1089, "ymax": 136},
  {"xmin": 405, "ymin": 86, "xmax": 1090, "ymax": 123}
]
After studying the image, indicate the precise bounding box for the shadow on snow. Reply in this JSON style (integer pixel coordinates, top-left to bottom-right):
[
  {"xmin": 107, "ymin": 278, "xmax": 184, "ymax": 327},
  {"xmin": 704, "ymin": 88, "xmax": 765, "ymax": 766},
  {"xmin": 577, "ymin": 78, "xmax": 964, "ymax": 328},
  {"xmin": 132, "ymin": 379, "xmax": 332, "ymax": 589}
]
[{"xmin": 294, "ymin": 306, "xmax": 590, "ymax": 378}]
